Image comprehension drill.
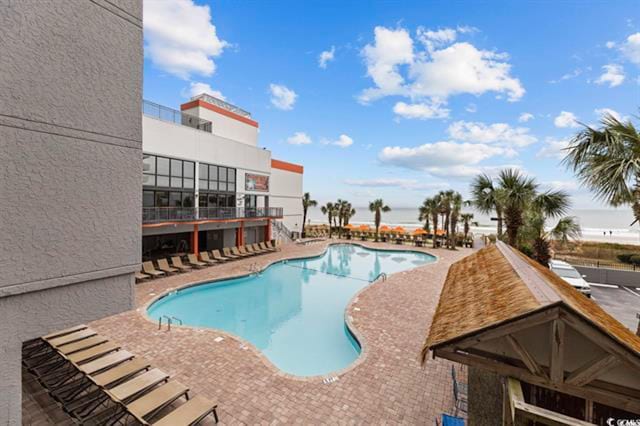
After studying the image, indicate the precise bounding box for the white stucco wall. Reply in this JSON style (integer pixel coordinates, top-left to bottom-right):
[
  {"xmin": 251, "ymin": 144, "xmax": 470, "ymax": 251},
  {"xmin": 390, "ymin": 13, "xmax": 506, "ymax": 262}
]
[
  {"xmin": 182, "ymin": 104, "xmax": 259, "ymax": 146},
  {"xmin": 270, "ymin": 166, "xmax": 304, "ymax": 233}
]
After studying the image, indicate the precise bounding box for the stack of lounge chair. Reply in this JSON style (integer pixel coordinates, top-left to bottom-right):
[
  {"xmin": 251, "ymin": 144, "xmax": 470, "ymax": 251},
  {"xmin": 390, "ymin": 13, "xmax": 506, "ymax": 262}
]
[
  {"xmin": 22, "ymin": 325, "xmax": 219, "ymax": 425},
  {"xmin": 135, "ymin": 241, "xmax": 282, "ymax": 282}
]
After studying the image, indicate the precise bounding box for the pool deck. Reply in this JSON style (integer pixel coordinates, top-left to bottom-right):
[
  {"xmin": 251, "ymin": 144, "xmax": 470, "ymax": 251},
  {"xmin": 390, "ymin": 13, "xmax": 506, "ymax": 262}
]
[{"xmin": 26, "ymin": 239, "xmax": 476, "ymax": 424}]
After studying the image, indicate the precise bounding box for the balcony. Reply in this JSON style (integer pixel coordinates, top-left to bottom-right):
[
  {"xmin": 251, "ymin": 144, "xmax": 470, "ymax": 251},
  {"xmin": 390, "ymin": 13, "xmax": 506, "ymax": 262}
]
[
  {"xmin": 190, "ymin": 93, "xmax": 252, "ymax": 118},
  {"xmin": 142, "ymin": 207, "xmax": 284, "ymax": 224},
  {"xmin": 143, "ymin": 100, "xmax": 212, "ymax": 133}
]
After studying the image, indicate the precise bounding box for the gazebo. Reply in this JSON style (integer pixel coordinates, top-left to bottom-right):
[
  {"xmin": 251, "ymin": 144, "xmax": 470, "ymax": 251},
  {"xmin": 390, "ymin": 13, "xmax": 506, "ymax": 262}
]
[{"xmin": 423, "ymin": 242, "xmax": 640, "ymax": 424}]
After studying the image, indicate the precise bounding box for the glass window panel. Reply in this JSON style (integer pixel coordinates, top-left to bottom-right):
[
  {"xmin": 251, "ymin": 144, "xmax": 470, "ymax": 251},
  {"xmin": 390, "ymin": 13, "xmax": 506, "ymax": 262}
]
[
  {"xmin": 199, "ymin": 163, "xmax": 208, "ymax": 180},
  {"xmin": 182, "ymin": 193, "xmax": 194, "ymax": 207},
  {"xmin": 227, "ymin": 168, "xmax": 235, "ymax": 182},
  {"xmin": 183, "ymin": 178, "xmax": 194, "ymax": 189},
  {"xmin": 143, "ymin": 191, "xmax": 155, "ymax": 207},
  {"xmin": 157, "ymin": 157, "xmax": 170, "ymax": 175},
  {"xmin": 218, "ymin": 167, "xmax": 227, "ymax": 182},
  {"xmin": 228, "ymin": 183, "xmax": 235, "ymax": 192},
  {"xmin": 219, "ymin": 182, "xmax": 227, "ymax": 192},
  {"xmin": 156, "ymin": 191, "xmax": 169, "ymax": 207},
  {"xmin": 170, "ymin": 177, "xmax": 182, "ymax": 188},
  {"xmin": 156, "ymin": 176, "xmax": 170, "ymax": 187},
  {"xmin": 199, "ymin": 194, "xmax": 207, "ymax": 208},
  {"xmin": 171, "ymin": 159, "xmax": 183, "ymax": 177},
  {"xmin": 170, "ymin": 192, "xmax": 182, "ymax": 207},
  {"xmin": 199, "ymin": 179, "xmax": 208, "ymax": 190},
  {"xmin": 209, "ymin": 181, "xmax": 218, "ymax": 191},
  {"xmin": 184, "ymin": 161, "xmax": 194, "ymax": 178},
  {"xmin": 143, "ymin": 174, "xmax": 155, "ymax": 187},
  {"xmin": 143, "ymin": 155, "xmax": 155, "ymax": 174},
  {"xmin": 209, "ymin": 165, "xmax": 218, "ymax": 182}
]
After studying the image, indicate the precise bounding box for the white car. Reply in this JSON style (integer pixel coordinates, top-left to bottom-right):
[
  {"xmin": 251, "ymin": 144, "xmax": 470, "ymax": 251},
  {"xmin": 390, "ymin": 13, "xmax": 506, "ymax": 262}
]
[{"xmin": 549, "ymin": 259, "xmax": 591, "ymax": 297}]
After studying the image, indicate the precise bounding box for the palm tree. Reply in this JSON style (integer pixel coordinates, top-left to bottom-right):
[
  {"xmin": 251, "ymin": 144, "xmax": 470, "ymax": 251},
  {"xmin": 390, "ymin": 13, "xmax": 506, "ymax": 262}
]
[
  {"xmin": 342, "ymin": 203, "xmax": 356, "ymax": 225},
  {"xmin": 320, "ymin": 202, "xmax": 335, "ymax": 237},
  {"xmin": 460, "ymin": 213, "xmax": 475, "ymax": 240},
  {"xmin": 497, "ymin": 169, "xmax": 537, "ymax": 246},
  {"xmin": 551, "ymin": 216, "xmax": 582, "ymax": 250},
  {"xmin": 301, "ymin": 192, "xmax": 317, "ymax": 237},
  {"xmin": 418, "ymin": 199, "xmax": 432, "ymax": 232},
  {"xmin": 438, "ymin": 190, "xmax": 454, "ymax": 243},
  {"xmin": 424, "ymin": 196, "xmax": 440, "ymax": 248},
  {"xmin": 471, "ymin": 174, "xmax": 504, "ymax": 237},
  {"xmin": 369, "ymin": 199, "xmax": 391, "ymax": 242},
  {"xmin": 449, "ymin": 192, "xmax": 463, "ymax": 249},
  {"xmin": 527, "ymin": 190, "xmax": 572, "ymax": 265},
  {"xmin": 563, "ymin": 113, "xmax": 640, "ymax": 228}
]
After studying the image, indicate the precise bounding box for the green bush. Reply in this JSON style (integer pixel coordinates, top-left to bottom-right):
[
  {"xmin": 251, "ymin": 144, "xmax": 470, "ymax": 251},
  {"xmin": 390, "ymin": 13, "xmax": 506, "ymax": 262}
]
[
  {"xmin": 629, "ymin": 255, "xmax": 640, "ymax": 266},
  {"xmin": 618, "ymin": 253, "xmax": 640, "ymax": 265}
]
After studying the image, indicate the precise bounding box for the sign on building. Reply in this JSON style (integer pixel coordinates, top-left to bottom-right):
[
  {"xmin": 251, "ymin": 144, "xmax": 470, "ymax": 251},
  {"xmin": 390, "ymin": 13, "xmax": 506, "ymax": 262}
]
[{"xmin": 245, "ymin": 173, "xmax": 269, "ymax": 192}]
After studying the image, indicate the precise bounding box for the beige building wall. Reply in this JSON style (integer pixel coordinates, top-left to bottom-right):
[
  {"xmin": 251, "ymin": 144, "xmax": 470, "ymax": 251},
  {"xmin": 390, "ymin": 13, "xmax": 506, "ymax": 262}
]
[{"xmin": 0, "ymin": 1, "xmax": 142, "ymax": 423}]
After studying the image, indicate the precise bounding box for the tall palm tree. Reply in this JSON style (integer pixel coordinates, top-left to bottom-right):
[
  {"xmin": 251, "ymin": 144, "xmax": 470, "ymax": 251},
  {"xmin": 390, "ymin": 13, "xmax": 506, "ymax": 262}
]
[
  {"xmin": 342, "ymin": 203, "xmax": 356, "ymax": 225},
  {"xmin": 527, "ymin": 190, "xmax": 572, "ymax": 265},
  {"xmin": 369, "ymin": 199, "xmax": 391, "ymax": 242},
  {"xmin": 301, "ymin": 192, "xmax": 317, "ymax": 237},
  {"xmin": 551, "ymin": 216, "xmax": 582, "ymax": 250},
  {"xmin": 449, "ymin": 192, "xmax": 463, "ymax": 249},
  {"xmin": 418, "ymin": 199, "xmax": 432, "ymax": 232},
  {"xmin": 460, "ymin": 213, "xmax": 475, "ymax": 240},
  {"xmin": 563, "ymin": 113, "xmax": 640, "ymax": 228},
  {"xmin": 438, "ymin": 190, "xmax": 454, "ymax": 243},
  {"xmin": 320, "ymin": 202, "xmax": 335, "ymax": 237},
  {"xmin": 497, "ymin": 169, "xmax": 537, "ymax": 246},
  {"xmin": 471, "ymin": 173, "xmax": 504, "ymax": 237},
  {"xmin": 424, "ymin": 196, "xmax": 440, "ymax": 248}
]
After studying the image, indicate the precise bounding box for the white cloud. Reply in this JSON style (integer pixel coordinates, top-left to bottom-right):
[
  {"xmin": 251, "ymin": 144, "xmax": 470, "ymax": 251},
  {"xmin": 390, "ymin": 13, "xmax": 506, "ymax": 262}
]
[
  {"xmin": 183, "ymin": 81, "xmax": 225, "ymax": 100},
  {"xmin": 541, "ymin": 180, "xmax": 578, "ymax": 191},
  {"xmin": 286, "ymin": 132, "xmax": 312, "ymax": 145},
  {"xmin": 549, "ymin": 68, "xmax": 583, "ymax": 83},
  {"xmin": 518, "ymin": 112, "xmax": 534, "ymax": 122},
  {"xmin": 594, "ymin": 108, "xmax": 622, "ymax": 121},
  {"xmin": 359, "ymin": 26, "xmax": 524, "ymax": 109},
  {"xmin": 318, "ymin": 46, "xmax": 336, "ymax": 69},
  {"xmin": 393, "ymin": 101, "xmax": 450, "ymax": 120},
  {"xmin": 595, "ymin": 64, "xmax": 625, "ymax": 87},
  {"xmin": 605, "ymin": 41, "xmax": 616, "ymax": 49},
  {"xmin": 322, "ymin": 134, "xmax": 354, "ymax": 148},
  {"xmin": 269, "ymin": 84, "xmax": 297, "ymax": 110},
  {"xmin": 447, "ymin": 121, "xmax": 537, "ymax": 149},
  {"xmin": 426, "ymin": 164, "xmax": 522, "ymax": 179},
  {"xmin": 620, "ymin": 32, "xmax": 640, "ymax": 65},
  {"xmin": 554, "ymin": 111, "xmax": 579, "ymax": 128},
  {"xmin": 379, "ymin": 141, "xmax": 504, "ymax": 171},
  {"xmin": 466, "ymin": 103, "xmax": 477, "ymax": 113},
  {"xmin": 344, "ymin": 178, "xmax": 444, "ymax": 190},
  {"xmin": 144, "ymin": 0, "xmax": 227, "ymax": 79},
  {"xmin": 537, "ymin": 137, "xmax": 570, "ymax": 159}
]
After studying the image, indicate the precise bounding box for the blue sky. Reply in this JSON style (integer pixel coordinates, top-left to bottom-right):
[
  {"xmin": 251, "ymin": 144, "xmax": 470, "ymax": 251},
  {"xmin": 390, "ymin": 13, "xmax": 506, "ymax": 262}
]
[{"xmin": 143, "ymin": 0, "xmax": 640, "ymax": 209}]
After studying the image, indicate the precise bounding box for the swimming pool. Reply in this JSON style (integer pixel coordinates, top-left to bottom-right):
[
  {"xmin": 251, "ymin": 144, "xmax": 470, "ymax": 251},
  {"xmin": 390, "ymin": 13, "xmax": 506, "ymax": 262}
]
[{"xmin": 147, "ymin": 244, "xmax": 435, "ymax": 377}]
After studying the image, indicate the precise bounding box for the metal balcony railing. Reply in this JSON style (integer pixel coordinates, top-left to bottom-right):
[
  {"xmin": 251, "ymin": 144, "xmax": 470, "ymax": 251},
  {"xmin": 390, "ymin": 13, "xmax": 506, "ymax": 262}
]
[
  {"xmin": 143, "ymin": 100, "xmax": 212, "ymax": 133},
  {"xmin": 190, "ymin": 93, "xmax": 252, "ymax": 118},
  {"xmin": 142, "ymin": 207, "xmax": 284, "ymax": 224}
]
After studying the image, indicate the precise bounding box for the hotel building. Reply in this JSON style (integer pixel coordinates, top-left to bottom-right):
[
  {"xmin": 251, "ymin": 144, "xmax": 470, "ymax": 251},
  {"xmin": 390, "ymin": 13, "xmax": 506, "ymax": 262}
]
[{"xmin": 141, "ymin": 94, "xmax": 303, "ymax": 260}]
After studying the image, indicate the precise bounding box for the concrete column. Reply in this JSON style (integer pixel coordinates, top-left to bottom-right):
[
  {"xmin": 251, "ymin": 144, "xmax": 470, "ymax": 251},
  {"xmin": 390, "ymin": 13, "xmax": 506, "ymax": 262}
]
[{"xmin": 192, "ymin": 224, "xmax": 200, "ymax": 254}]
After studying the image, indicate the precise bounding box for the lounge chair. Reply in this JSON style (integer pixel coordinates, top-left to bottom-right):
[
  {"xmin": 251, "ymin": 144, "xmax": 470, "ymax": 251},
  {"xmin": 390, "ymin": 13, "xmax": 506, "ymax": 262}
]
[
  {"xmin": 152, "ymin": 395, "xmax": 219, "ymax": 426},
  {"xmin": 252, "ymin": 243, "xmax": 268, "ymax": 254},
  {"xmin": 222, "ymin": 247, "xmax": 240, "ymax": 259},
  {"xmin": 238, "ymin": 246, "xmax": 256, "ymax": 257},
  {"xmin": 186, "ymin": 254, "xmax": 207, "ymax": 269},
  {"xmin": 157, "ymin": 259, "xmax": 178, "ymax": 275},
  {"xmin": 135, "ymin": 272, "xmax": 151, "ymax": 282},
  {"xmin": 211, "ymin": 250, "xmax": 230, "ymax": 262},
  {"xmin": 231, "ymin": 246, "xmax": 251, "ymax": 258},
  {"xmin": 259, "ymin": 242, "xmax": 276, "ymax": 253},
  {"xmin": 171, "ymin": 256, "xmax": 193, "ymax": 272},
  {"xmin": 120, "ymin": 381, "xmax": 190, "ymax": 424},
  {"xmin": 266, "ymin": 241, "xmax": 280, "ymax": 251},
  {"xmin": 199, "ymin": 252, "xmax": 218, "ymax": 265},
  {"xmin": 142, "ymin": 262, "xmax": 166, "ymax": 278}
]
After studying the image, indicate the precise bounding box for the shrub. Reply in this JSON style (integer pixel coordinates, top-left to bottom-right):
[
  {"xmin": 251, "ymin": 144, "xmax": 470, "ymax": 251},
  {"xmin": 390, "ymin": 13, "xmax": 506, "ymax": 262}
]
[
  {"xmin": 629, "ymin": 255, "xmax": 640, "ymax": 266},
  {"xmin": 618, "ymin": 253, "xmax": 634, "ymax": 264}
]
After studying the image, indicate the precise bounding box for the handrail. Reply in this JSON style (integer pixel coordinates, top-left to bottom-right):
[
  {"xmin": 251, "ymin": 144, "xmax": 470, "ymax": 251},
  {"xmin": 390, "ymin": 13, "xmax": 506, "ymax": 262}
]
[
  {"xmin": 142, "ymin": 206, "xmax": 284, "ymax": 224},
  {"xmin": 374, "ymin": 272, "xmax": 387, "ymax": 282},
  {"xmin": 162, "ymin": 315, "xmax": 172, "ymax": 331},
  {"xmin": 171, "ymin": 316, "xmax": 183, "ymax": 326}
]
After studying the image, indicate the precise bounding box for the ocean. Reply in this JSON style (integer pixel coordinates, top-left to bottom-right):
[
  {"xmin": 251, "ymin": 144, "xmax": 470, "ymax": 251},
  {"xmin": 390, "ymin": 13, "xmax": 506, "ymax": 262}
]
[{"xmin": 308, "ymin": 207, "xmax": 640, "ymax": 246}]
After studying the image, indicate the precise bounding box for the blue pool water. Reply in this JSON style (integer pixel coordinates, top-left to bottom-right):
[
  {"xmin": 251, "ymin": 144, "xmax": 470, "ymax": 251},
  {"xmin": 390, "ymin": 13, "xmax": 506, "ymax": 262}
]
[{"xmin": 147, "ymin": 244, "xmax": 435, "ymax": 376}]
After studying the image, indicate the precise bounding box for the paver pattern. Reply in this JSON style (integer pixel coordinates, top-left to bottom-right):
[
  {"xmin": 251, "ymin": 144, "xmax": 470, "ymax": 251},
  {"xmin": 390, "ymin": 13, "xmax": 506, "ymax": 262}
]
[{"xmin": 24, "ymin": 239, "xmax": 474, "ymax": 424}]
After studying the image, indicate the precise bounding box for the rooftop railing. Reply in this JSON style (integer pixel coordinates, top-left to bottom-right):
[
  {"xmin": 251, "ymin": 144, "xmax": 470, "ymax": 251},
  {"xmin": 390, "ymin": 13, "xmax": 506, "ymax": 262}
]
[
  {"xmin": 143, "ymin": 207, "xmax": 284, "ymax": 224},
  {"xmin": 143, "ymin": 100, "xmax": 212, "ymax": 133},
  {"xmin": 190, "ymin": 93, "xmax": 252, "ymax": 118}
]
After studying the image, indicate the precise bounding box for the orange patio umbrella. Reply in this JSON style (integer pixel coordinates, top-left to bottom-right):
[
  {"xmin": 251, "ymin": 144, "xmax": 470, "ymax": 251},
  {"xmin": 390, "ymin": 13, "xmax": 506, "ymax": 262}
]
[
  {"xmin": 435, "ymin": 229, "xmax": 446, "ymax": 236},
  {"xmin": 413, "ymin": 228, "xmax": 427, "ymax": 235},
  {"xmin": 393, "ymin": 226, "xmax": 406, "ymax": 234},
  {"xmin": 358, "ymin": 224, "xmax": 371, "ymax": 231},
  {"xmin": 344, "ymin": 223, "xmax": 357, "ymax": 230},
  {"xmin": 379, "ymin": 225, "xmax": 391, "ymax": 232}
]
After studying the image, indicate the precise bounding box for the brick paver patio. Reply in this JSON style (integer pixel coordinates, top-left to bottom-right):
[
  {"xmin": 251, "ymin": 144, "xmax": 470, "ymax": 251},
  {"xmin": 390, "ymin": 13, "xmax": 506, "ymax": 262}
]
[{"xmin": 24, "ymin": 240, "xmax": 475, "ymax": 425}]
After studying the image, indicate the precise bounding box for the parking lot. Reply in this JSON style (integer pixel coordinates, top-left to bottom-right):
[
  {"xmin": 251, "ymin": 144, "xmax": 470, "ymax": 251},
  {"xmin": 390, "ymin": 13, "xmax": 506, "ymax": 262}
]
[{"xmin": 590, "ymin": 283, "xmax": 640, "ymax": 331}]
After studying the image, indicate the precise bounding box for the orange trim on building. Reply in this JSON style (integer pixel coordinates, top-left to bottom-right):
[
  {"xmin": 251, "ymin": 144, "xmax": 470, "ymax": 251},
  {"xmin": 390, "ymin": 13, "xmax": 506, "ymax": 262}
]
[
  {"xmin": 180, "ymin": 99, "xmax": 259, "ymax": 128},
  {"xmin": 271, "ymin": 159, "xmax": 303, "ymax": 174}
]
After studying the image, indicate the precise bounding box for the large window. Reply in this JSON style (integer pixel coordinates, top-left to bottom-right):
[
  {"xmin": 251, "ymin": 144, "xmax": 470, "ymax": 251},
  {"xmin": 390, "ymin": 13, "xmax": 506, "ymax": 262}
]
[
  {"xmin": 199, "ymin": 162, "xmax": 236, "ymax": 209},
  {"xmin": 143, "ymin": 154, "xmax": 194, "ymax": 189}
]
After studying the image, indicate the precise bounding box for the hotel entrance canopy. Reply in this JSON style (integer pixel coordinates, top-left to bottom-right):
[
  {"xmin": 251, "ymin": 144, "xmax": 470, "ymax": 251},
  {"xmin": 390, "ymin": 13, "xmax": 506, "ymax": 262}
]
[{"xmin": 423, "ymin": 242, "xmax": 640, "ymax": 423}]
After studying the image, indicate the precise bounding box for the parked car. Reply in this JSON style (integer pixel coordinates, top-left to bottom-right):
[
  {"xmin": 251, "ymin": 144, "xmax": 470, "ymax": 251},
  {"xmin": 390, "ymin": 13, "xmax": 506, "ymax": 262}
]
[{"xmin": 549, "ymin": 259, "xmax": 591, "ymax": 298}]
